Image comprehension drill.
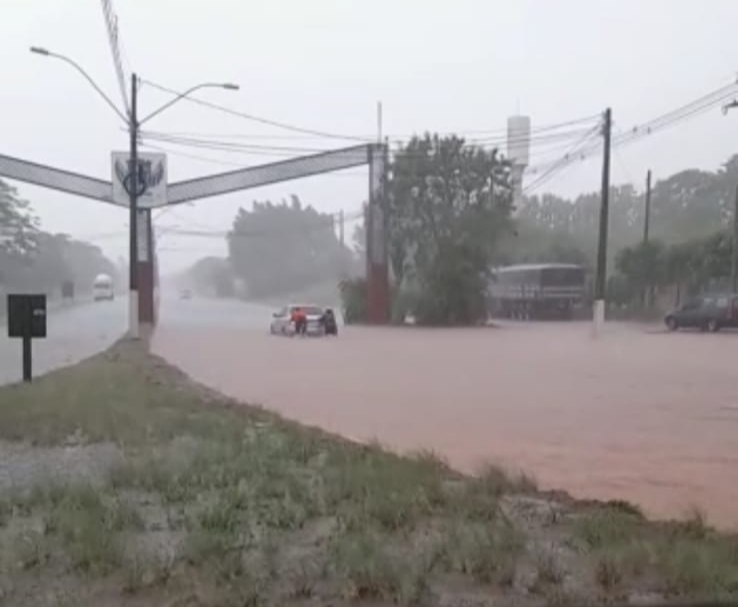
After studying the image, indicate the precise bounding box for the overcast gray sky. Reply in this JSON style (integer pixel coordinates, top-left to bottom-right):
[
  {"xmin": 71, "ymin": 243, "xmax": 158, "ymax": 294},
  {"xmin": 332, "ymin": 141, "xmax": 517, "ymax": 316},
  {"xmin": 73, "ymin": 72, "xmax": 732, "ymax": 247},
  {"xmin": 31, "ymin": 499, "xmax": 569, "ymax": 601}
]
[{"xmin": 3, "ymin": 0, "xmax": 738, "ymax": 271}]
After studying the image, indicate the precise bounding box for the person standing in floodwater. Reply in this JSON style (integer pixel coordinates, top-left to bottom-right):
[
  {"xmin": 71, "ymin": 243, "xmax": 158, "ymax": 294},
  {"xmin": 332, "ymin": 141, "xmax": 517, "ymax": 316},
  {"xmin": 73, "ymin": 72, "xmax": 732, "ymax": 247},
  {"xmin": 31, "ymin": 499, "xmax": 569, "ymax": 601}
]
[{"xmin": 291, "ymin": 306, "xmax": 307, "ymax": 336}]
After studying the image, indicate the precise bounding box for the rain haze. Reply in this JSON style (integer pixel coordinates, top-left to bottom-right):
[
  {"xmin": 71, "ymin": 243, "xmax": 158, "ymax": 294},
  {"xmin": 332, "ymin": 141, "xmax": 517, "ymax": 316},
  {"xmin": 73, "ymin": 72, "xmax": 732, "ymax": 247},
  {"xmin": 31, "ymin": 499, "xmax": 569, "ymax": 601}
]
[
  {"xmin": 2, "ymin": 0, "xmax": 738, "ymax": 268},
  {"xmin": 3, "ymin": 3, "xmax": 738, "ymax": 605}
]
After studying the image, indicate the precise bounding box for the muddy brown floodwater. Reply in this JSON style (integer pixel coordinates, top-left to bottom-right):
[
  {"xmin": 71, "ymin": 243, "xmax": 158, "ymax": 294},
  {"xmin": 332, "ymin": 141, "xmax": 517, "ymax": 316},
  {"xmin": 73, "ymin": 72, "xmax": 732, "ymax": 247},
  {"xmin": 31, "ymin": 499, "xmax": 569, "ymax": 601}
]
[{"xmin": 153, "ymin": 321, "xmax": 738, "ymax": 530}]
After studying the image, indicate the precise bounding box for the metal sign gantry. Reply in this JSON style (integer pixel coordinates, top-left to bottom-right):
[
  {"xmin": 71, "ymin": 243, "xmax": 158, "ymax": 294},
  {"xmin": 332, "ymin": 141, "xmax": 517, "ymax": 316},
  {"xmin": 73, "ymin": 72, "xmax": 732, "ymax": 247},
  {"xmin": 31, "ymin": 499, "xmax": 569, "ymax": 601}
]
[{"xmin": 0, "ymin": 143, "xmax": 390, "ymax": 324}]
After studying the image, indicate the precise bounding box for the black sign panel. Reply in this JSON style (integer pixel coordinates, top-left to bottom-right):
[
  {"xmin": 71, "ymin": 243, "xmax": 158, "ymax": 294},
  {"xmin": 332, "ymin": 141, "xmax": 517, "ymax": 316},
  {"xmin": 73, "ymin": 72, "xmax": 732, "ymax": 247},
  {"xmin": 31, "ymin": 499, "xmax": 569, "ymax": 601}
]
[{"xmin": 7, "ymin": 294, "xmax": 47, "ymax": 338}]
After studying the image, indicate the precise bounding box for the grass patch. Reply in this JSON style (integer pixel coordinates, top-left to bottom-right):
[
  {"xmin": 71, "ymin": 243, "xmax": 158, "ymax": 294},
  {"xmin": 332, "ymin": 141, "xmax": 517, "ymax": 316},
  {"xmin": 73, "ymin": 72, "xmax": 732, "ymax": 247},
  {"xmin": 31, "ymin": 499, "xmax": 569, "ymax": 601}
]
[
  {"xmin": 533, "ymin": 548, "xmax": 565, "ymax": 589},
  {"xmin": 574, "ymin": 506, "xmax": 643, "ymax": 549},
  {"xmin": 595, "ymin": 553, "xmax": 623, "ymax": 591},
  {"xmin": 434, "ymin": 520, "xmax": 524, "ymax": 586},
  {"xmin": 39, "ymin": 484, "xmax": 142, "ymax": 574},
  {"xmin": 330, "ymin": 530, "xmax": 429, "ymax": 604},
  {"xmin": 13, "ymin": 529, "xmax": 51, "ymax": 570}
]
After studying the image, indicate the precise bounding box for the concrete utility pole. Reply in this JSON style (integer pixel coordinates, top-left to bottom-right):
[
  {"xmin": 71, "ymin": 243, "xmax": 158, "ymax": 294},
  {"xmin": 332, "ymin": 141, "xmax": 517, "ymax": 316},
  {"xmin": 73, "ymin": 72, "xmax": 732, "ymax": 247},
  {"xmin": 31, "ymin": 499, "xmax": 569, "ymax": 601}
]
[{"xmin": 593, "ymin": 108, "xmax": 612, "ymax": 337}]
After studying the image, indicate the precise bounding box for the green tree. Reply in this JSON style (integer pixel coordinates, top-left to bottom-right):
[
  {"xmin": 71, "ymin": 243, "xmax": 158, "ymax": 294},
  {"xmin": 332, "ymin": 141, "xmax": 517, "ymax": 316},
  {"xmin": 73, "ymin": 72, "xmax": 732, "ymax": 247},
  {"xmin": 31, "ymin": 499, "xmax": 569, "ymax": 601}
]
[
  {"xmin": 0, "ymin": 180, "xmax": 116, "ymax": 298},
  {"xmin": 386, "ymin": 134, "xmax": 514, "ymax": 325},
  {"xmin": 0, "ymin": 179, "xmax": 39, "ymax": 287},
  {"xmin": 664, "ymin": 230, "xmax": 733, "ymax": 294},
  {"xmin": 228, "ymin": 195, "xmax": 349, "ymax": 299},
  {"xmin": 615, "ymin": 240, "xmax": 667, "ymax": 295},
  {"xmin": 184, "ymin": 256, "xmax": 235, "ymax": 297}
]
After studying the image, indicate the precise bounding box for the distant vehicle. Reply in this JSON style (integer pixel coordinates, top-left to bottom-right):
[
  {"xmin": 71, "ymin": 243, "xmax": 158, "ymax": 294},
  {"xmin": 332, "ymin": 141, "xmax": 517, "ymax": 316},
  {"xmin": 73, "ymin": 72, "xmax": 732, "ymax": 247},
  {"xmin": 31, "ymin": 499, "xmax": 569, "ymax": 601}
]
[
  {"xmin": 664, "ymin": 293, "xmax": 738, "ymax": 332},
  {"xmin": 270, "ymin": 304, "xmax": 325, "ymax": 336},
  {"xmin": 488, "ymin": 263, "xmax": 586, "ymax": 320},
  {"xmin": 92, "ymin": 273, "xmax": 114, "ymax": 301},
  {"xmin": 180, "ymin": 289, "xmax": 192, "ymax": 300}
]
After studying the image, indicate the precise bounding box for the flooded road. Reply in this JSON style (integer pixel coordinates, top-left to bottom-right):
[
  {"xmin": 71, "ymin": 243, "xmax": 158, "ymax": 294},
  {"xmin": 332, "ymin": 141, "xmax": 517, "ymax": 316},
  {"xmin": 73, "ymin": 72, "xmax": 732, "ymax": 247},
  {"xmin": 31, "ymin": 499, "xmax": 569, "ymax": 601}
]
[
  {"xmin": 153, "ymin": 299, "xmax": 738, "ymax": 529},
  {"xmin": 0, "ymin": 299, "xmax": 126, "ymax": 385}
]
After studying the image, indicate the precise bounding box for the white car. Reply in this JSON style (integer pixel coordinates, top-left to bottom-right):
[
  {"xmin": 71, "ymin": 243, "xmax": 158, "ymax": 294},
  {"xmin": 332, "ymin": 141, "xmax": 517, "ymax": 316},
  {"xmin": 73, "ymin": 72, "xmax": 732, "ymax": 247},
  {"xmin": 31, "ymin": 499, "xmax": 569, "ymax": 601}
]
[
  {"xmin": 270, "ymin": 304, "xmax": 325, "ymax": 336},
  {"xmin": 92, "ymin": 273, "xmax": 114, "ymax": 301}
]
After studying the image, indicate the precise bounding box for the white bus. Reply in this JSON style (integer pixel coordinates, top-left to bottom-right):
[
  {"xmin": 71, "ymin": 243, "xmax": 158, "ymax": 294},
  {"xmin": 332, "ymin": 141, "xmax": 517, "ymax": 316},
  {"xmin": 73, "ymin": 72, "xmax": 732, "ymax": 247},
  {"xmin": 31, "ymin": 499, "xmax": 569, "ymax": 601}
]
[{"xmin": 92, "ymin": 273, "xmax": 114, "ymax": 301}]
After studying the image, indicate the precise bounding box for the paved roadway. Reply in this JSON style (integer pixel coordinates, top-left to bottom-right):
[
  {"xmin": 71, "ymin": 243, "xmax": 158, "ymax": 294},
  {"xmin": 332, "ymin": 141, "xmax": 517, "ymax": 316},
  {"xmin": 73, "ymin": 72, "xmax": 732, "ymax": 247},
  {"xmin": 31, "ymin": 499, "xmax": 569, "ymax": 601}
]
[
  {"xmin": 152, "ymin": 300, "xmax": 738, "ymax": 530},
  {"xmin": 0, "ymin": 293, "xmax": 270, "ymax": 386},
  {"xmin": 0, "ymin": 298, "xmax": 127, "ymax": 385}
]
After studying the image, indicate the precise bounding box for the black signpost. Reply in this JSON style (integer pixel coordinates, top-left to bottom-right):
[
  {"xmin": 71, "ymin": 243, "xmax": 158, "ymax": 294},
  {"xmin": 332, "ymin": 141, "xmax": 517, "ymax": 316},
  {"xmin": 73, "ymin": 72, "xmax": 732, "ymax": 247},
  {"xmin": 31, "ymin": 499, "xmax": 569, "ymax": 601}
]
[{"xmin": 7, "ymin": 294, "xmax": 47, "ymax": 382}]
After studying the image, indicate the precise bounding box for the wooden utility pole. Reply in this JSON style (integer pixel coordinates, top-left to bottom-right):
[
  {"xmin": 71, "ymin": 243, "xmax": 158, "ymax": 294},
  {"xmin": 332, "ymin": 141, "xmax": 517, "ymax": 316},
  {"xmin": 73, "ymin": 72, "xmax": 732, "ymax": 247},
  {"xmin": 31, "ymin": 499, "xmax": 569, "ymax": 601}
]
[
  {"xmin": 593, "ymin": 108, "xmax": 612, "ymax": 336},
  {"xmin": 732, "ymin": 184, "xmax": 738, "ymax": 293},
  {"xmin": 642, "ymin": 169, "xmax": 652, "ymax": 308},
  {"xmin": 643, "ymin": 169, "xmax": 652, "ymax": 244}
]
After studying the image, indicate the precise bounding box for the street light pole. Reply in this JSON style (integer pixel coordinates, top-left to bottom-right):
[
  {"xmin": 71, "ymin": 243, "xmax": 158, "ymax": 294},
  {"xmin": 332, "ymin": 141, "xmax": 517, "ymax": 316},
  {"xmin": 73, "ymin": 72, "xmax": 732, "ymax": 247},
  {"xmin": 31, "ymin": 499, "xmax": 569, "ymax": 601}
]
[
  {"xmin": 30, "ymin": 46, "xmax": 238, "ymax": 338},
  {"xmin": 128, "ymin": 73, "xmax": 139, "ymax": 338}
]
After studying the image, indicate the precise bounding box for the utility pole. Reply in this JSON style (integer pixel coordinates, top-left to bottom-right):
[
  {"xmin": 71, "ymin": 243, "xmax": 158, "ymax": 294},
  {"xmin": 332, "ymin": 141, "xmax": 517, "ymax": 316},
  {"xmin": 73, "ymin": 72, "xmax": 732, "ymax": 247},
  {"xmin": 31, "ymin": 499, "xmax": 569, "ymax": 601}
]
[
  {"xmin": 642, "ymin": 169, "xmax": 652, "ymax": 309},
  {"xmin": 593, "ymin": 107, "xmax": 612, "ymax": 337},
  {"xmin": 732, "ymin": 184, "xmax": 738, "ymax": 293},
  {"xmin": 643, "ymin": 169, "xmax": 651, "ymax": 244},
  {"xmin": 128, "ymin": 73, "xmax": 139, "ymax": 339},
  {"xmin": 339, "ymin": 209, "xmax": 345, "ymax": 248}
]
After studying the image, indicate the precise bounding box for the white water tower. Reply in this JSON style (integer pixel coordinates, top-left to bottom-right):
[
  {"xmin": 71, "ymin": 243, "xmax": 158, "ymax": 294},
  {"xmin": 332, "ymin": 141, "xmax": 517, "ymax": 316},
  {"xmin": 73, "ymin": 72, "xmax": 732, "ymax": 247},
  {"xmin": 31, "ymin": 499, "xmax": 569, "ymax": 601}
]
[{"xmin": 506, "ymin": 115, "xmax": 531, "ymax": 211}]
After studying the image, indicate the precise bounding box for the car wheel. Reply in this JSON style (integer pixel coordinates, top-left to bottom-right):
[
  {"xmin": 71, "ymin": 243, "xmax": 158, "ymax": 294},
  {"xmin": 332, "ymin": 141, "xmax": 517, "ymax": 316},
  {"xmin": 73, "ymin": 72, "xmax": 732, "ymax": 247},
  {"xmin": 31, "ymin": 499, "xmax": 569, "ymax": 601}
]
[
  {"xmin": 707, "ymin": 319, "xmax": 720, "ymax": 333},
  {"xmin": 665, "ymin": 317, "xmax": 678, "ymax": 331}
]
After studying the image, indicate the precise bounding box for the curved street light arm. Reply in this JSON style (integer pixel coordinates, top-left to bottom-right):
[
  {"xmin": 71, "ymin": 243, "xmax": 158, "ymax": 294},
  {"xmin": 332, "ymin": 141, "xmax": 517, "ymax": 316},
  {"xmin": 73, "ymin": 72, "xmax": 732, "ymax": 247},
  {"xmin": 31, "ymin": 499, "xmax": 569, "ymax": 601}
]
[
  {"xmin": 30, "ymin": 47, "xmax": 129, "ymax": 124},
  {"xmin": 139, "ymin": 82, "xmax": 239, "ymax": 126}
]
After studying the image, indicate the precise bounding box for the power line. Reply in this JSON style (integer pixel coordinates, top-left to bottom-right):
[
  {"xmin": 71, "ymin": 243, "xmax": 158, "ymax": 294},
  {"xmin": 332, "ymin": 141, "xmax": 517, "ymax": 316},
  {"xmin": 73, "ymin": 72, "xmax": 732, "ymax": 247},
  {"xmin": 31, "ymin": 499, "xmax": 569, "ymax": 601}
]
[
  {"xmin": 140, "ymin": 79, "xmax": 372, "ymax": 143},
  {"xmin": 141, "ymin": 127, "xmax": 596, "ymax": 168},
  {"xmin": 132, "ymin": 89, "xmax": 600, "ymax": 144},
  {"xmin": 140, "ymin": 141, "xmax": 369, "ymax": 177},
  {"xmin": 99, "ymin": 0, "xmax": 130, "ymax": 116},
  {"xmin": 522, "ymin": 80, "xmax": 738, "ymax": 193},
  {"xmin": 612, "ymin": 129, "xmax": 636, "ymax": 185},
  {"xmin": 523, "ymin": 125, "xmax": 603, "ymax": 194},
  {"xmin": 143, "ymin": 123, "xmax": 595, "ymax": 152}
]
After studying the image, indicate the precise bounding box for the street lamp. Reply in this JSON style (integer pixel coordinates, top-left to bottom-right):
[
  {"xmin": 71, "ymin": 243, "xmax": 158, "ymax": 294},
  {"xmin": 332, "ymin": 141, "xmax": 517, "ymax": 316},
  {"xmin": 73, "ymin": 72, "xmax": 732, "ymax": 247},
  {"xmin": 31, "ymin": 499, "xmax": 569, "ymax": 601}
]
[
  {"xmin": 30, "ymin": 46, "xmax": 128, "ymax": 124},
  {"xmin": 30, "ymin": 45, "xmax": 238, "ymax": 338}
]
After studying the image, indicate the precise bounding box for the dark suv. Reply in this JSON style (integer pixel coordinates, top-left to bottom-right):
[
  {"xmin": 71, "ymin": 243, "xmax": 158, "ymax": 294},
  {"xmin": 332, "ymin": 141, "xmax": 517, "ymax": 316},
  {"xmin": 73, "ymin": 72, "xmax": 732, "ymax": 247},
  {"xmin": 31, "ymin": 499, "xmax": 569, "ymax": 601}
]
[{"xmin": 664, "ymin": 293, "xmax": 738, "ymax": 332}]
